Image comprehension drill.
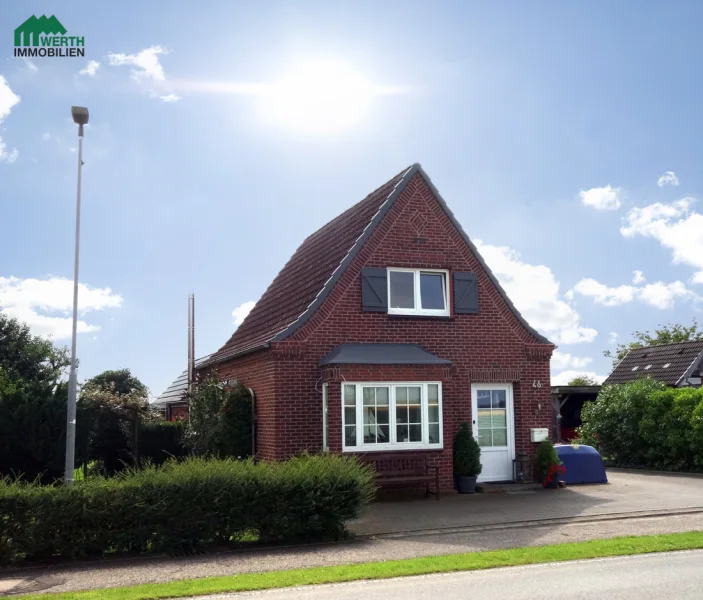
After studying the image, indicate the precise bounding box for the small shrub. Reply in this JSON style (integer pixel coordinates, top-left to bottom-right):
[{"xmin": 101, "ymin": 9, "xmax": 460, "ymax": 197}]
[
  {"xmin": 0, "ymin": 453, "xmax": 375, "ymax": 565},
  {"xmin": 453, "ymin": 422, "xmax": 482, "ymax": 477},
  {"xmin": 534, "ymin": 440, "xmax": 561, "ymax": 483}
]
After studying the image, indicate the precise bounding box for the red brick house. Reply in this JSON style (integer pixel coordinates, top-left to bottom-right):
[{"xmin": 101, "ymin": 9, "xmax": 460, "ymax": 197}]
[{"xmin": 203, "ymin": 164, "xmax": 554, "ymax": 488}]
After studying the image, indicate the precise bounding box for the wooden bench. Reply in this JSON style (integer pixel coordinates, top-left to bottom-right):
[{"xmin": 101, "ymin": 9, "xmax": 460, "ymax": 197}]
[{"xmin": 359, "ymin": 453, "xmax": 440, "ymax": 500}]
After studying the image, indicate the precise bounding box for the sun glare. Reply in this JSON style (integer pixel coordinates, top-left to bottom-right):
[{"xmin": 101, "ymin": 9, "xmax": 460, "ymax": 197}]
[{"xmin": 261, "ymin": 62, "xmax": 377, "ymax": 134}]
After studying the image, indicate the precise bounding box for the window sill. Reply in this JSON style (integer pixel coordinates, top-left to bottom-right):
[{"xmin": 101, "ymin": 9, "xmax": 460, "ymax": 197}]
[
  {"xmin": 388, "ymin": 314, "xmax": 455, "ymax": 321},
  {"xmin": 342, "ymin": 445, "xmax": 444, "ymax": 453}
]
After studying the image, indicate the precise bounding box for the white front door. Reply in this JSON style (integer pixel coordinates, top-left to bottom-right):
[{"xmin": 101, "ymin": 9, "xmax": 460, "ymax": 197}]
[{"xmin": 471, "ymin": 383, "xmax": 515, "ymax": 482}]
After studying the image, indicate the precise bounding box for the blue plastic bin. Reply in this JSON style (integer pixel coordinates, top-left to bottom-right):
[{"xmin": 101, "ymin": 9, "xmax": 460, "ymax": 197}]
[{"xmin": 555, "ymin": 444, "xmax": 608, "ymax": 484}]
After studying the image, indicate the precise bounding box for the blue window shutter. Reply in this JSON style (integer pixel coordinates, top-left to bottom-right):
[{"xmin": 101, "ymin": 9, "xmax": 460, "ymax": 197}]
[
  {"xmin": 361, "ymin": 268, "xmax": 388, "ymax": 312},
  {"xmin": 454, "ymin": 272, "xmax": 478, "ymax": 314}
]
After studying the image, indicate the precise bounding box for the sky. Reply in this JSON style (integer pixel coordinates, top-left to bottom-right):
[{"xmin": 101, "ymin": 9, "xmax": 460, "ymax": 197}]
[{"xmin": 2, "ymin": 1, "xmax": 703, "ymax": 397}]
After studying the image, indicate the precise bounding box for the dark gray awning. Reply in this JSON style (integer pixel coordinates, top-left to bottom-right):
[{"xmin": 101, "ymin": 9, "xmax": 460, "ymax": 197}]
[{"xmin": 319, "ymin": 343, "xmax": 451, "ymax": 366}]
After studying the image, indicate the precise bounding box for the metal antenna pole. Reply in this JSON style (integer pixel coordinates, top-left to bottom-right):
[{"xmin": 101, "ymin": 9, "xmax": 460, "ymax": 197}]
[{"xmin": 64, "ymin": 124, "xmax": 84, "ymax": 485}]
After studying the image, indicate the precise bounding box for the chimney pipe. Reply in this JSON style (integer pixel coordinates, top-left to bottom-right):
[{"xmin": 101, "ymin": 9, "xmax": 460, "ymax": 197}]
[{"xmin": 187, "ymin": 294, "xmax": 195, "ymax": 391}]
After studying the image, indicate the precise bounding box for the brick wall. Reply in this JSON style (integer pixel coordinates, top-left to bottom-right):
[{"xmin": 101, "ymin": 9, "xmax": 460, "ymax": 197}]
[{"xmin": 220, "ymin": 173, "xmax": 554, "ymax": 487}]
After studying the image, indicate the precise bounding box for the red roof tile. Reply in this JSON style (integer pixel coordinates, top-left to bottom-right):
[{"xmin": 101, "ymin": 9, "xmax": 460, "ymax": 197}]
[{"xmin": 209, "ymin": 166, "xmax": 413, "ymax": 363}]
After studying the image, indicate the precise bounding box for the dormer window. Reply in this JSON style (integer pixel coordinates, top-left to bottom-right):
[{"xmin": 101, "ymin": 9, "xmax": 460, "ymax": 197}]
[{"xmin": 388, "ymin": 268, "xmax": 449, "ymax": 316}]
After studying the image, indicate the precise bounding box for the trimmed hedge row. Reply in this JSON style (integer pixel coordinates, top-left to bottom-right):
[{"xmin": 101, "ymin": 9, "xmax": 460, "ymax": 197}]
[{"xmin": 0, "ymin": 454, "xmax": 376, "ymax": 564}]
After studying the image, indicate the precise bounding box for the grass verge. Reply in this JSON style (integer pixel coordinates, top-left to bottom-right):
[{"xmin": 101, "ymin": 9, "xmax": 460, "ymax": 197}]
[{"xmin": 15, "ymin": 531, "xmax": 703, "ymax": 600}]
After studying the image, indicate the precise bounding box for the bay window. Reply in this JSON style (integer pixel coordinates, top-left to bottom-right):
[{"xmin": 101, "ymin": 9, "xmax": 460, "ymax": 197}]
[{"xmin": 342, "ymin": 382, "xmax": 443, "ymax": 450}]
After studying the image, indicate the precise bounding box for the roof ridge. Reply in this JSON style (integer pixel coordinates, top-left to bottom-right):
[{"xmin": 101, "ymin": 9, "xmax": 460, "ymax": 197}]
[
  {"xmin": 269, "ymin": 164, "xmax": 416, "ymax": 342},
  {"xmin": 301, "ymin": 164, "xmax": 415, "ymax": 243},
  {"xmin": 629, "ymin": 339, "xmax": 703, "ymax": 351}
]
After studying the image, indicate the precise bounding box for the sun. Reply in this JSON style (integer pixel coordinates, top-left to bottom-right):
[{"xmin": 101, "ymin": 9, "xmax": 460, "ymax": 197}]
[{"xmin": 261, "ymin": 62, "xmax": 377, "ymax": 134}]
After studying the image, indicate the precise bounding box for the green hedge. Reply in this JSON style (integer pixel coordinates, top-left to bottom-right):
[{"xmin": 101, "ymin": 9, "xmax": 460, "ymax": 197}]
[
  {"xmin": 577, "ymin": 380, "xmax": 703, "ymax": 471},
  {"xmin": 138, "ymin": 420, "xmax": 187, "ymax": 465},
  {"xmin": 0, "ymin": 454, "xmax": 376, "ymax": 565}
]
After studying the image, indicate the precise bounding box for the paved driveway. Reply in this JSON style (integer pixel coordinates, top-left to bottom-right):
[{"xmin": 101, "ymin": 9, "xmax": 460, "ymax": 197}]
[{"xmin": 351, "ymin": 470, "xmax": 703, "ymax": 535}]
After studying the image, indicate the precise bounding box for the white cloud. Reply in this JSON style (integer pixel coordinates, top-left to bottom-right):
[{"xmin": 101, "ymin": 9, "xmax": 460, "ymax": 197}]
[
  {"xmin": 632, "ymin": 270, "xmax": 646, "ymax": 284},
  {"xmin": 475, "ymin": 241, "xmax": 597, "ymax": 344},
  {"xmin": 657, "ymin": 171, "xmax": 679, "ymax": 187},
  {"xmin": 574, "ymin": 277, "xmax": 696, "ymax": 309},
  {"xmin": 579, "ymin": 185, "xmax": 623, "ymax": 211},
  {"xmin": 0, "ymin": 75, "xmax": 20, "ymax": 163},
  {"xmin": 23, "ymin": 58, "xmax": 38, "ymax": 72},
  {"xmin": 620, "ymin": 198, "xmax": 703, "ymax": 283},
  {"xmin": 107, "ymin": 46, "xmax": 179, "ymax": 101},
  {"xmin": 79, "ymin": 60, "xmax": 100, "ymax": 77},
  {"xmin": 551, "ymin": 370, "xmax": 607, "ymax": 385},
  {"xmin": 232, "ymin": 301, "xmax": 256, "ymax": 326},
  {"xmin": 573, "ymin": 279, "xmax": 636, "ymax": 306},
  {"xmin": 0, "ymin": 276, "xmax": 123, "ymax": 340},
  {"xmin": 552, "ymin": 351, "xmax": 593, "ymax": 371},
  {"xmin": 608, "ymin": 331, "xmax": 619, "ymax": 345},
  {"xmin": 107, "ymin": 46, "xmax": 167, "ymax": 81},
  {"xmin": 41, "ymin": 132, "xmax": 51, "ymax": 141}
]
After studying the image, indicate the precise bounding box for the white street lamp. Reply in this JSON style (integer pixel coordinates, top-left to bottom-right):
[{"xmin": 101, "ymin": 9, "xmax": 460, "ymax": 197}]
[{"xmin": 65, "ymin": 105, "xmax": 89, "ymax": 484}]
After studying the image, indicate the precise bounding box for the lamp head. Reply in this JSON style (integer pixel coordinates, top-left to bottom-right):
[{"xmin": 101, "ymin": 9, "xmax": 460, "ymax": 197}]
[{"xmin": 71, "ymin": 106, "xmax": 89, "ymax": 126}]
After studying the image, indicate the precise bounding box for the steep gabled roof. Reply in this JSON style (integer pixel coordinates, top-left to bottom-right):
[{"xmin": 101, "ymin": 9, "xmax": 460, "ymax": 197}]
[
  {"xmin": 602, "ymin": 340, "xmax": 703, "ymax": 387},
  {"xmin": 208, "ymin": 164, "xmax": 550, "ymax": 366}
]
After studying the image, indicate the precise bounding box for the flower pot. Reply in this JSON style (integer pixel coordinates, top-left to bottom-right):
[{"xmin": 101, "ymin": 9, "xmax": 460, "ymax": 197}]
[
  {"xmin": 456, "ymin": 475, "xmax": 478, "ymax": 494},
  {"xmin": 543, "ymin": 476, "xmax": 559, "ymax": 489}
]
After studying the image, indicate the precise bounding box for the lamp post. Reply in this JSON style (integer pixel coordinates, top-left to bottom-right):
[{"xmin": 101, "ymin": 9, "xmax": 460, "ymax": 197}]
[{"xmin": 64, "ymin": 106, "xmax": 89, "ymax": 485}]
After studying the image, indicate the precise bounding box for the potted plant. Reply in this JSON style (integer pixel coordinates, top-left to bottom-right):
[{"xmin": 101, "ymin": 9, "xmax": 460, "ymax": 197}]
[
  {"xmin": 453, "ymin": 422, "xmax": 482, "ymax": 494},
  {"xmin": 534, "ymin": 440, "xmax": 566, "ymax": 488}
]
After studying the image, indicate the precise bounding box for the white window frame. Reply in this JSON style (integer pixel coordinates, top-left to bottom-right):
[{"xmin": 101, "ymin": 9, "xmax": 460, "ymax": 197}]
[
  {"xmin": 322, "ymin": 383, "xmax": 329, "ymax": 452},
  {"xmin": 387, "ymin": 268, "xmax": 450, "ymax": 317},
  {"xmin": 341, "ymin": 382, "xmax": 443, "ymax": 452}
]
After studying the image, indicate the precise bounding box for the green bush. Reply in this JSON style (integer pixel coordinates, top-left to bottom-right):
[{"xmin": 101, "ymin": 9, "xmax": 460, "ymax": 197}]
[
  {"xmin": 185, "ymin": 375, "xmax": 252, "ymax": 458},
  {"xmin": 0, "ymin": 454, "xmax": 375, "ymax": 564},
  {"xmin": 577, "ymin": 379, "xmax": 668, "ymax": 466},
  {"xmin": 0, "ymin": 383, "xmax": 92, "ymax": 484},
  {"xmin": 577, "ymin": 380, "xmax": 703, "ymax": 472},
  {"xmin": 534, "ymin": 440, "xmax": 561, "ymax": 482},
  {"xmin": 138, "ymin": 420, "xmax": 187, "ymax": 465},
  {"xmin": 453, "ymin": 422, "xmax": 482, "ymax": 477}
]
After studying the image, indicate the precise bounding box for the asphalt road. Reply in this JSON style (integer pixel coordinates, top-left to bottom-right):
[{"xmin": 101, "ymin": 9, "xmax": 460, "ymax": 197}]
[{"xmin": 203, "ymin": 550, "xmax": 703, "ymax": 600}]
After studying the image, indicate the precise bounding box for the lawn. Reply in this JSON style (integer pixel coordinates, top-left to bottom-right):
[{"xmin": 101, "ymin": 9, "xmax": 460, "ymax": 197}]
[{"xmin": 15, "ymin": 531, "xmax": 703, "ymax": 600}]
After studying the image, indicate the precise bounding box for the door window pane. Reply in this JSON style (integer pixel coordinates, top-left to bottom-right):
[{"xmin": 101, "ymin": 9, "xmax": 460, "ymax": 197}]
[
  {"xmin": 389, "ymin": 271, "xmax": 415, "ymax": 309},
  {"xmin": 475, "ymin": 388, "xmax": 509, "ymax": 448},
  {"xmin": 420, "ymin": 273, "xmax": 446, "ymax": 310},
  {"xmin": 478, "ymin": 430, "xmax": 492, "ymax": 447},
  {"xmin": 493, "ymin": 429, "xmax": 507, "ymax": 446}
]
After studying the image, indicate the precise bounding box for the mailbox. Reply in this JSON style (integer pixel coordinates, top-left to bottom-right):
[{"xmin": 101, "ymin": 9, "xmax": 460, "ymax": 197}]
[{"xmin": 530, "ymin": 428, "xmax": 550, "ymax": 442}]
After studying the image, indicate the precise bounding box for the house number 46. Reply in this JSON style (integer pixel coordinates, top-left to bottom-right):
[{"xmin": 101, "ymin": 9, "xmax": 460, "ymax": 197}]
[{"xmin": 532, "ymin": 380, "xmax": 543, "ymax": 388}]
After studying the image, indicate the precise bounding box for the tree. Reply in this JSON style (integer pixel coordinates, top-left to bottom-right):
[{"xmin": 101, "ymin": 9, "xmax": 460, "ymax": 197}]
[
  {"xmin": 80, "ymin": 369, "xmax": 152, "ymax": 474},
  {"xmin": 185, "ymin": 373, "xmax": 252, "ymax": 458},
  {"xmin": 0, "ymin": 312, "xmax": 69, "ymax": 391},
  {"xmin": 567, "ymin": 375, "xmax": 599, "ymax": 386},
  {"xmin": 0, "ymin": 313, "xmax": 79, "ymax": 483},
  {"xmin": 604, "ymin": 319, "xmax": 703, "ymax": 369}
]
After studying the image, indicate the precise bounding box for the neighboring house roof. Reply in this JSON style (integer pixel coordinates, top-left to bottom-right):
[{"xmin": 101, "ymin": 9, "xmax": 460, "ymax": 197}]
[
  {"xmin": 319, "ymin": 343, "xmax": 451, "ymax": 366},
  {"xmin": 207, "ymin": 163, "xmax": 550, "ymax": 367},
  {"xmin": 152, "ymin": 355, "xmax": 212, "ymax": 406},
  {"xmin": 602, "ymin": 340, "xmax": 703, "ymax": 387}
]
